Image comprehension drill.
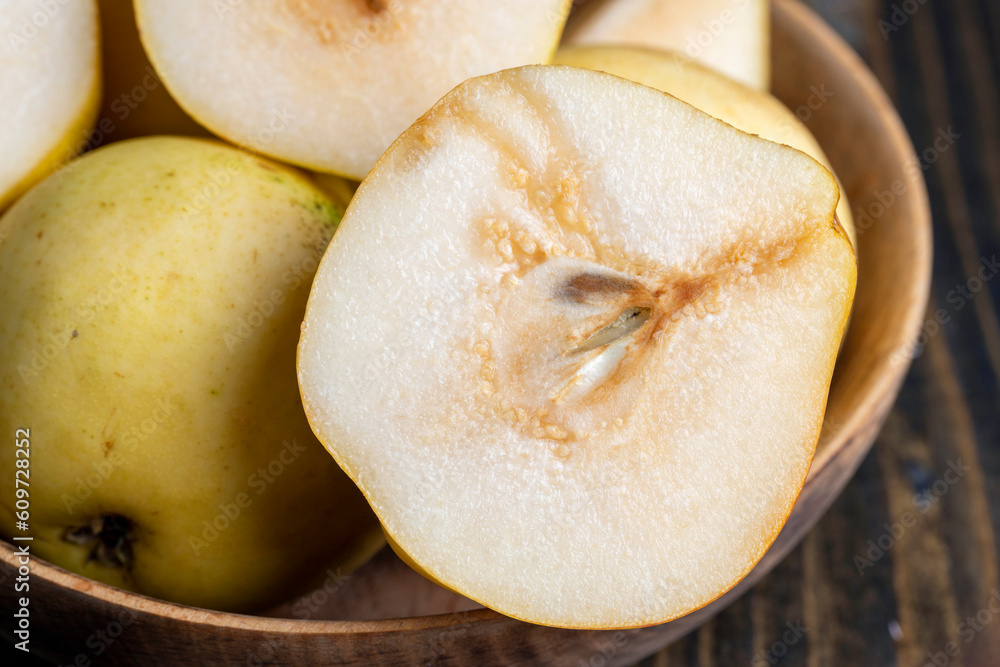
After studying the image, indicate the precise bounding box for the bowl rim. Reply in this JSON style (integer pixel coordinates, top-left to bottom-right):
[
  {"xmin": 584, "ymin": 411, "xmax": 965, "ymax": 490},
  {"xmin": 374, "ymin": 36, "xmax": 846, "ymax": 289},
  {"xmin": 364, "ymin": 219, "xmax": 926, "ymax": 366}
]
[
  {"xmin": 785, "ymin": 0, "xmax": 932, "ymax": 479},
  {"xmin": 1, "ymin": 0, "xmax": 933, "ymax": 638}
]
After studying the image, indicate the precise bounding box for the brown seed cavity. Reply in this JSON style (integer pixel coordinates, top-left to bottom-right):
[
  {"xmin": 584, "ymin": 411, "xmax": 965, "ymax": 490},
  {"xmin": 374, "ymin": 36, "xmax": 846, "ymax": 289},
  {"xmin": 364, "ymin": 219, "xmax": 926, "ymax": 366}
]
[{"xmin": 558, "ymin": 273, "xmax": 640, "ymax": 305}]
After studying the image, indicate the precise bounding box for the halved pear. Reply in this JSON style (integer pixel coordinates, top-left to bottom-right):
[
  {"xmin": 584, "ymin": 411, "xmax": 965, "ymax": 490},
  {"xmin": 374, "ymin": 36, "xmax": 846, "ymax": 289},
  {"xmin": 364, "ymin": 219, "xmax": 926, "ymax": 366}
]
[
  {"xmin": 298, "ymin": 65, "xmax": 855, "ymax": 629},
  {"xmin": 133, "ymin": 0, "xmax": 571, "ymax": 180},
  {"xmin": 563, "ymin": 0, "xmax": 769, "ymax": 89},
  {"xmin": 553, "ymin": 45, "xmax": 855, "ymax": 250},
  {"xmin": 0, "ymin": 0, "xmax": 100, "ymax": 211}
]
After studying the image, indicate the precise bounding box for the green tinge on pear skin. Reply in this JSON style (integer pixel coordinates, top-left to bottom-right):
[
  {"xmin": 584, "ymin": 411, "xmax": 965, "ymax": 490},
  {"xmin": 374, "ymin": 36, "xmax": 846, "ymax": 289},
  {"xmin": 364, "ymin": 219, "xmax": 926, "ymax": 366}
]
[{"xmin": 0, "ymin": 136, "xmax": 382, "ymax": 613}]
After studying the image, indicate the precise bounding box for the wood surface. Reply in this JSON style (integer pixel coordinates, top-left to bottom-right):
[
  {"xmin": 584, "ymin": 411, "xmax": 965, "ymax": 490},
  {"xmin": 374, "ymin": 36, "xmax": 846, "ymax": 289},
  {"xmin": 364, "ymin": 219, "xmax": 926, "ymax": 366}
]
[{"xmin": 0, "ymin": 0, "xmax": 945, "ymax": 664}]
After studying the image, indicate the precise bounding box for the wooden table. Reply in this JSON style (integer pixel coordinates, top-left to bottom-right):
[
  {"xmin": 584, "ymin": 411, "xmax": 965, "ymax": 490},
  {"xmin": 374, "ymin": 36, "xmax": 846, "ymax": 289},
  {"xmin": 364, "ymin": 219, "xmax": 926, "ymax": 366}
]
[{"xmin": 633, "ymin": 1, "xmax": 1000, "ymax": 665}]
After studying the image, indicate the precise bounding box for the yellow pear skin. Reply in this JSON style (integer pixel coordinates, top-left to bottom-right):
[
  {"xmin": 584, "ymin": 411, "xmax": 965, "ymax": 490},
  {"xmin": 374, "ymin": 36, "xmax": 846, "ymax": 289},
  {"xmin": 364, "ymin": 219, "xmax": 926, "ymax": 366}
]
[{"xmin": 0, "ymin": 136, "xmax": 382, "ymax": 613}]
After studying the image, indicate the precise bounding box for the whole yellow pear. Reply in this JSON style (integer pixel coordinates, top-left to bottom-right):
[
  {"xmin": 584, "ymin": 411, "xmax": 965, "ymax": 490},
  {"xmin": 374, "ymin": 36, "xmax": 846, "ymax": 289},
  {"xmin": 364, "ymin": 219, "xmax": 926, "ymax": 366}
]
[{"xmin": 0, "ymin": 136, "xmax": 381, "ymax": 612}]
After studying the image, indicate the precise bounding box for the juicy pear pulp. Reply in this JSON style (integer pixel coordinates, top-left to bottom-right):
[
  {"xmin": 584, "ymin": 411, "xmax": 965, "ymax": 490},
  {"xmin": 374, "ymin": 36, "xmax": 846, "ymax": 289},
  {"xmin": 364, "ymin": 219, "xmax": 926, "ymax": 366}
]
[
  {"xmin": 563, "ymin": 0, "xmax": 770, "ymax": 90},
  {"xmin": 133, "ymin": 0, "xmax": 571, "ymax": 180},
  {"xmin": 298, "ymin": 66, "xmax": 856, "ymax": 629},
  {"xmin": 0, "ymin": 0, "xmax": 100, "ymax": 211},
  {"xmin": 552, "ymin": 45, "xmax": 856, "ymax": 250}
]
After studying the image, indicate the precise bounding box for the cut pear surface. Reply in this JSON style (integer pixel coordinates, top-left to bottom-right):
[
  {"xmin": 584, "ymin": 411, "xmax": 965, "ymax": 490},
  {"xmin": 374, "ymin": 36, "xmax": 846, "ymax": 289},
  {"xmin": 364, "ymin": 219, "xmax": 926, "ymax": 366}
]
[
  {"xmin": 0, "ymin": 0, "xmax": 100, "ymax": 211},
  {"xmin": 563, "ymin": 0, "xmax": 769, "ymax": 89},
  {"xmin": 134, "ymin": 0, "xmax": 571, "ymax": 180},
  {"xmin": 298, "ymin": 65, "xmax": 855, "ymax": 629},
  {"xmin": 553, "ymin": 45, "xmax": 856, "ymax": 250}
]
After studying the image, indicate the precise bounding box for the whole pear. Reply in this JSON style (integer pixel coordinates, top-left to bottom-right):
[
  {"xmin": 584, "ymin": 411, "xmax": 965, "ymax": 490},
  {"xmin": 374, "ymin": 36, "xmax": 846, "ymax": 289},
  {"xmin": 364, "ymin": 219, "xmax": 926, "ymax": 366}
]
[{"xmin": 0, "ymin": 136, "xmax": 381, "ymax": 612}]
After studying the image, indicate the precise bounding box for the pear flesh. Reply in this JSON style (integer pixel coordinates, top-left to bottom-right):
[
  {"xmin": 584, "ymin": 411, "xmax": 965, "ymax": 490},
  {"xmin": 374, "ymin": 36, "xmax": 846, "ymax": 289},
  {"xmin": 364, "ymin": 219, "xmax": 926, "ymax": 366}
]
[
  {"xmin": 134, "ymin": 0, "xmax": 571, "ymax": 180},
  {"xmin": 0, "ymin": 0, "xmax": 100, "ymax": 211},
  {"xmin": 298, "ymin": 65, "xmax": 855, "ymax": 628},
  {"xmin": 552, "ymin": 45, "xmax": 856, "ymax": 250}
]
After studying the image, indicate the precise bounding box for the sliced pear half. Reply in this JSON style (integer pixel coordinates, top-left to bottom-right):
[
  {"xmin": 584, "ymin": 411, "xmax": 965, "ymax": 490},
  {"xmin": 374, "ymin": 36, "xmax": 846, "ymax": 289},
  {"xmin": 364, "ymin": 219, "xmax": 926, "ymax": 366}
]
[
  {"xmin": 134, "ymin": 0, "xmax": 571, "ymax": 180},
  {"xmin": 298, "ymin": 65, "xmax": 855, "ymax": 629},
  {"xmin": 563, "ymin": 0, "xmax": 769, "ymax": 89},
  {"xmin": 553, "ymin": 45, "xmax": 855, "ymax": 250},
  {"xmin": 0, "ymin": 0, "xmax": 100, "ymax": 211}
]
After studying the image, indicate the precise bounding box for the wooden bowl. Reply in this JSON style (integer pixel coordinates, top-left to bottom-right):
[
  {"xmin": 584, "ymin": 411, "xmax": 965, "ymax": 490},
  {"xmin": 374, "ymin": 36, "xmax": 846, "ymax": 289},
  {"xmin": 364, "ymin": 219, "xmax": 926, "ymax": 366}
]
[{"xmin": 0, "ymin": 0, "xmax": 932, "ymax": 664}]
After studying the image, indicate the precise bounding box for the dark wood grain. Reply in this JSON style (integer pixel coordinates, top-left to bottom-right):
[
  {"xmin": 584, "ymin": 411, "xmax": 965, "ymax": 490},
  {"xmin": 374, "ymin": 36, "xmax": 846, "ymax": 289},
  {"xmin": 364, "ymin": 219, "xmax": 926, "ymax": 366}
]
[{"xmin": 633, "ymin": 1, "xmax": 1000, "ymax": 665}]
